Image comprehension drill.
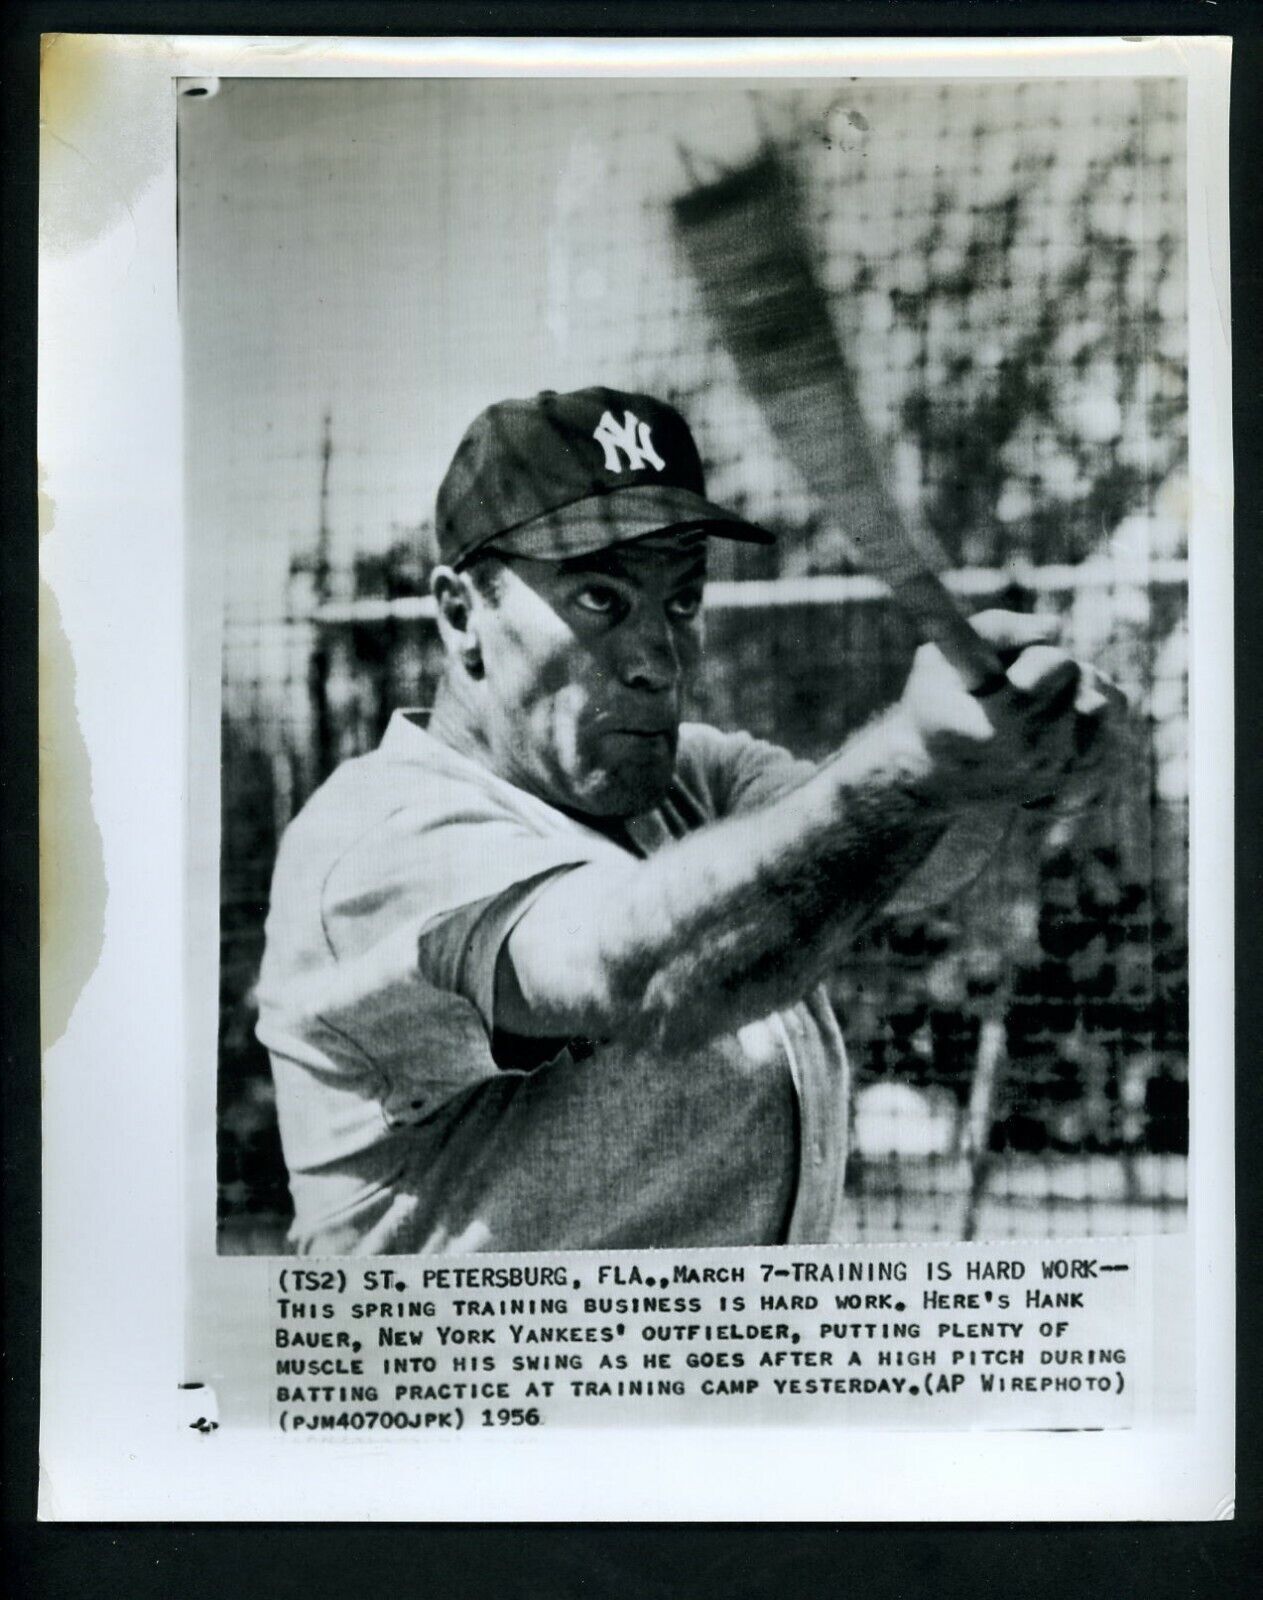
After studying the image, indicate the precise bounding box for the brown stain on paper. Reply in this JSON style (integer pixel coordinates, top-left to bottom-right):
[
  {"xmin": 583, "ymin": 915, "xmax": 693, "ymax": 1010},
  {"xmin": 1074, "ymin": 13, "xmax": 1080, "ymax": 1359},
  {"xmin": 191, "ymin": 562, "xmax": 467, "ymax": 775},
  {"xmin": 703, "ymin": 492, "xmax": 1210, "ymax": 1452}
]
[
  {"xmin": 39, "ymin": 31, "xmax": 170, "ymax": 1042},
  {"xmin": 39, "ymin": 472, "xmax": 107, "ymax": 1050},
  {"xmin": 40, "ymin": 32, "xmax": 171, "ymax": 254}
]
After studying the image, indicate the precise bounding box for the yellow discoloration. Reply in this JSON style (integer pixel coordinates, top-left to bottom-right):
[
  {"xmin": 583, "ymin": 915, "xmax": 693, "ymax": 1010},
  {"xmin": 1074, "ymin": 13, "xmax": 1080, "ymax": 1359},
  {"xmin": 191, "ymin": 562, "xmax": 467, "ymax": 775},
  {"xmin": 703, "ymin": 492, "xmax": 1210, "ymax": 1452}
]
[
  {"xmin": 39, "ymin": 469, "xmax": 107, "ymax": 1050},
  {"xmin": 40, "ymin": 33, "xmax": 170, "ymax": 254}
]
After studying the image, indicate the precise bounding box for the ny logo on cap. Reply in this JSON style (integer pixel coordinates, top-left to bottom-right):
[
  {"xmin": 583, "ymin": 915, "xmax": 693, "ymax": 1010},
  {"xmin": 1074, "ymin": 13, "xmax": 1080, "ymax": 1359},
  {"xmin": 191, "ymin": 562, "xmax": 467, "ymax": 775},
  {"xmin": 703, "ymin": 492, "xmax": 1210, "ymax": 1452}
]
[{"xmin": 592, "ymin": 409, "xmax": 667, "ymax": 475}]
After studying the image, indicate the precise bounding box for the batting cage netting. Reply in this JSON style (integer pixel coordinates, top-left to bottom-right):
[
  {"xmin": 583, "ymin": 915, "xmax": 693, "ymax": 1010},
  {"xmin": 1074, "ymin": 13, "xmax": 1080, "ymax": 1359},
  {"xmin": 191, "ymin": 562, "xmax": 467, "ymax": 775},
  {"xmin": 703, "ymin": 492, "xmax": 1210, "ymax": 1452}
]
[{"xmin": 181, "ymin": 76, "xmax": 1189, "ymax": 1253}]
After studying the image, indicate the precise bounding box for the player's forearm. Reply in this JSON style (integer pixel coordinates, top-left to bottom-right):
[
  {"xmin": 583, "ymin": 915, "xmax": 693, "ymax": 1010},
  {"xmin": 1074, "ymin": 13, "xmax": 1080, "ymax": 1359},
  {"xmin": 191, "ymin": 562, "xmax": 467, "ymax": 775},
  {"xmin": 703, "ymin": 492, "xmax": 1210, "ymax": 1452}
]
[
  {"xmin": 503, "ymin": 613, "xmax": 1123, "ymax": 1049},
  {"xmin": 500, "ymin": 709, "xmax": 949, "ymax": 1050}
]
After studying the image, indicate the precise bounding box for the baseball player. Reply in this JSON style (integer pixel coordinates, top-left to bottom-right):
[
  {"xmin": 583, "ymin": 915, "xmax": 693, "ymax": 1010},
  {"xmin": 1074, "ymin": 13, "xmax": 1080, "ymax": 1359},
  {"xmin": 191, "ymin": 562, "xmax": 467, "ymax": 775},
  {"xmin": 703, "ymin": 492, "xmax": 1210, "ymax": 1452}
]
[{"xmin": 256, "ymin": 386, "xmax": 1120, "ymax": 1256}]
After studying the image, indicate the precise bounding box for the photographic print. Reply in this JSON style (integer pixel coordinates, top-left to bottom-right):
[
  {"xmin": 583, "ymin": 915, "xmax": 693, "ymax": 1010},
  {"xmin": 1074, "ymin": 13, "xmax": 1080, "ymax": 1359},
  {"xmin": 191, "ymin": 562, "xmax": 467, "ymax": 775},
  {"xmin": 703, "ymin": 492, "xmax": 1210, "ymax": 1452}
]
[
  {"xmin": 38, "ymin": 34, "xmax": 1232, "ymax": 1520},
  {"xmin": 183, "ymin": 77, "xmax": 1191, "ymax": 1258}
]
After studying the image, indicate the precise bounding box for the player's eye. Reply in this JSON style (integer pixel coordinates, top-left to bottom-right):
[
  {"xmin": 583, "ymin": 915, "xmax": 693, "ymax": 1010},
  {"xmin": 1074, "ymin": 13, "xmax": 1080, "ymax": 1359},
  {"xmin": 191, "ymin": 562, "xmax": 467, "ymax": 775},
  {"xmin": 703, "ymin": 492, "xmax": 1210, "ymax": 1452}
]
[
  {"xmin": 666, "ymin": 588, "xmax": 703, "ymax": 622},
  {"xmin": 573, "ymin": 584, "xmax": 624, "ymax": 618}
]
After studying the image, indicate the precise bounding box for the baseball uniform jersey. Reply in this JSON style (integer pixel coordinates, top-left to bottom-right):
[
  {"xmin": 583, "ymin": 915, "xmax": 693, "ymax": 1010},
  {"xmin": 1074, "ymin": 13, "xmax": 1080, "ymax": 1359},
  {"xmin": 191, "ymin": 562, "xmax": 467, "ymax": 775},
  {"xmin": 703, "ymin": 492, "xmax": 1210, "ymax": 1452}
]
[{"xmin": 255, "ymin": 711, "xmax": 851, "ymax": 1255}]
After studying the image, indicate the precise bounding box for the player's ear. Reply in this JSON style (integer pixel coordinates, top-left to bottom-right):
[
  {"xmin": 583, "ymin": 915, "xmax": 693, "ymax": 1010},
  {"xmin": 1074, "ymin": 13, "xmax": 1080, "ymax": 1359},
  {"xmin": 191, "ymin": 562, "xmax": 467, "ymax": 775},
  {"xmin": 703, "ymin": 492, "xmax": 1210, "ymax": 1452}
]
[{"xmin": 431, "ymin": 565, "xmax": 484, "ymax": 678}]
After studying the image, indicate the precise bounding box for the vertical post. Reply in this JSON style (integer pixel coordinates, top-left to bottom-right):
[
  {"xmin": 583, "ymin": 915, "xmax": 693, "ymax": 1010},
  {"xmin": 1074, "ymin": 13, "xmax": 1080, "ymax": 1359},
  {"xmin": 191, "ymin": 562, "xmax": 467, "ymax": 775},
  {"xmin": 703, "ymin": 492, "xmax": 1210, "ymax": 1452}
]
[
  {"xmin": 960, "ymin": 1002, "xmax": 1008, "ymax": 1241},
  {"xmin": 308, "ymin": 410, "xmax": 335, "ymax": 781}
]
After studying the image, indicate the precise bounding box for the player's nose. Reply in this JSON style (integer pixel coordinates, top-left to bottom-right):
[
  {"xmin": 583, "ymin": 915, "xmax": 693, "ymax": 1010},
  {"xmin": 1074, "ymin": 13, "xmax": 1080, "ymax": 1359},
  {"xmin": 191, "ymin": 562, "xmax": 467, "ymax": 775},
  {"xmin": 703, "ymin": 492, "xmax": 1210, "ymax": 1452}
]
[{"xmin": 616, "ymin": 613, "xmax": 682, "ymax": 694}]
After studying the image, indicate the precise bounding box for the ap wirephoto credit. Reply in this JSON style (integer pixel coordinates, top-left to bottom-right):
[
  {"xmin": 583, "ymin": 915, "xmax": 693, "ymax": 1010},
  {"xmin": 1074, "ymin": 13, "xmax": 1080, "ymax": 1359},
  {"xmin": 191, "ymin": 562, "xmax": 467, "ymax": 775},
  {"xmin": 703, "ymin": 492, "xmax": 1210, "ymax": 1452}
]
[{"xmin": 186, "ymin": 75, "xmax": 1189, "ymax": 1260}]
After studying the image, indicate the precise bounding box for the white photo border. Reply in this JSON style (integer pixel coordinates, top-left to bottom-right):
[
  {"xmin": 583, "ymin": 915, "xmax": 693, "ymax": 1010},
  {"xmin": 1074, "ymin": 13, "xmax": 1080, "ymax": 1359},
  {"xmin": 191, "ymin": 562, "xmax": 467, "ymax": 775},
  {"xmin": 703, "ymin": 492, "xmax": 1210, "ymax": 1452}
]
[{"xmin": 37, "ymin": 33, "xmax": 1233, "ymax": 1521}]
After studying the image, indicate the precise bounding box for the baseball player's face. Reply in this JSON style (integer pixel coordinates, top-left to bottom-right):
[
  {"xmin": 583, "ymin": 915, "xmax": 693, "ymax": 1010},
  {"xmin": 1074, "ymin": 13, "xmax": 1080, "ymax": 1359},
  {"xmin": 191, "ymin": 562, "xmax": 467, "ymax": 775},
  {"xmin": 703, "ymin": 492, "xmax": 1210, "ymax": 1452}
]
[{"xmin": 469, "ymin": 539, "xmax": 706, "ymax": 817}]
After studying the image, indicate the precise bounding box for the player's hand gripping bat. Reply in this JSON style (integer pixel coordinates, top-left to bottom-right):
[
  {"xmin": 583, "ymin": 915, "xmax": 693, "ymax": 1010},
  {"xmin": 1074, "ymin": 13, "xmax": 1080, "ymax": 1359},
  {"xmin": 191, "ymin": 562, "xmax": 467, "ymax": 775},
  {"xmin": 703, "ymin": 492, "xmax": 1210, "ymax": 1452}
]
[{"xmin": 671, "ymin": 149, "xmax": 1007, "ymax": 697}]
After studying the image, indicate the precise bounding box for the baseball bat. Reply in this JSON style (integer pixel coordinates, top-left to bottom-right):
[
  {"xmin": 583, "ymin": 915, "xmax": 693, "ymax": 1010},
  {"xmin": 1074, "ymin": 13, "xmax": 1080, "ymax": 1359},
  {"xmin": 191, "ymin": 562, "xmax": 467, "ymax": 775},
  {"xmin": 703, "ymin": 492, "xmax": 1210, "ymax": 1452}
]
[{"xmin": 671, "ymin": 150, "xmax": 1006, "ymax": 696}]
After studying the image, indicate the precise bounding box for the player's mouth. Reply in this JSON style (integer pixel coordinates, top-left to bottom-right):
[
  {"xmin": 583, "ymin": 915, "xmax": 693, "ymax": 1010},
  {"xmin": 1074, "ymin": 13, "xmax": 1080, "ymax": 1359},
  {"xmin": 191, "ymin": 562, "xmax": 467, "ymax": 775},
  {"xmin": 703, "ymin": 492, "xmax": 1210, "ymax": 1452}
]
[{"xmin": 596, "ymin": 708, "xmax": 679, "ymax": 738}]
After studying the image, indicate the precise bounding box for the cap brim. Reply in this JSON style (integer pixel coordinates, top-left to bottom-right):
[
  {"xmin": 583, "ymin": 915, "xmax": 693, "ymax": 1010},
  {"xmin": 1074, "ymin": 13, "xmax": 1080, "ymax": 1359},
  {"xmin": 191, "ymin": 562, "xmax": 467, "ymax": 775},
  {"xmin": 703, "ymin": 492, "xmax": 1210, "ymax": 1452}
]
[{"xmin": 481, "ymin": 484, "xmax": 774, "ymax": 561}]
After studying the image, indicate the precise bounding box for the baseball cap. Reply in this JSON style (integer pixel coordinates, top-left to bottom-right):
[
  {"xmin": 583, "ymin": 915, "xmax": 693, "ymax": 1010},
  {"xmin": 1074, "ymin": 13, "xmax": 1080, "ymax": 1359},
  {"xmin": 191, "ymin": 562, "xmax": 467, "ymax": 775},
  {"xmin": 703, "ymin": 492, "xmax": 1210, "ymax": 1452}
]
[{"xmin": 434, "ymin": 386, "xmax": 774, "ymax": 568}]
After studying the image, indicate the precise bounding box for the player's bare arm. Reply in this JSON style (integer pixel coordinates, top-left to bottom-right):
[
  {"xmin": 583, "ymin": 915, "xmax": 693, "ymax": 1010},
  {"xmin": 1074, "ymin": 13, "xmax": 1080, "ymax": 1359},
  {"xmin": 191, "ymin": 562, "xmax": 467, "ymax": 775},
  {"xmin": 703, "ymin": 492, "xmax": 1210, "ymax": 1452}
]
[{"xmin": 497, "ymin": 608, "xmax": 1123, "ymax": 1054}]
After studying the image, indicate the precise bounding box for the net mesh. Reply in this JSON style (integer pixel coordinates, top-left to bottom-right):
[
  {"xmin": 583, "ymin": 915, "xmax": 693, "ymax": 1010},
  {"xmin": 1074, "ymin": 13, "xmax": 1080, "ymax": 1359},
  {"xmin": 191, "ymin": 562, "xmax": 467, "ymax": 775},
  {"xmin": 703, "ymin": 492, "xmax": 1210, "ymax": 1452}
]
[{"xmin": 187, "ymin": 77, "xmax": 1189, "ymax": 1252}]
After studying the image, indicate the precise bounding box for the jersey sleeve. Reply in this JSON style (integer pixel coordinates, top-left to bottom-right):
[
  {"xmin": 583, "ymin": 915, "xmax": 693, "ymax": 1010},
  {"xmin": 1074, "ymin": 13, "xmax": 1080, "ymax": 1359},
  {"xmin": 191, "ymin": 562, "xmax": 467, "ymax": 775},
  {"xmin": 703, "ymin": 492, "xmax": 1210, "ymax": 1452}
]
[{"xmin": 321, "ymin": 796, "xmax": 625, "ymax": 1035}]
